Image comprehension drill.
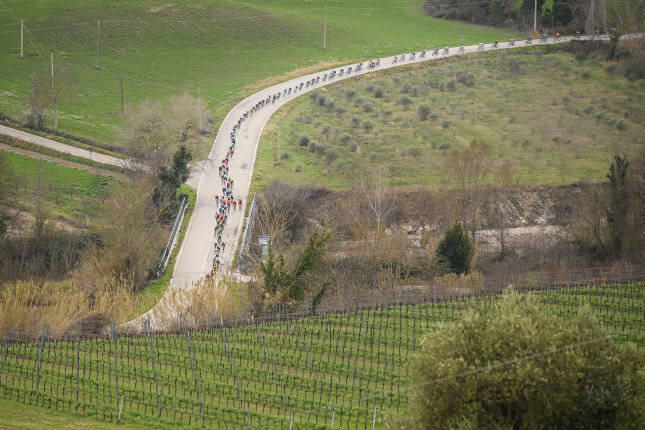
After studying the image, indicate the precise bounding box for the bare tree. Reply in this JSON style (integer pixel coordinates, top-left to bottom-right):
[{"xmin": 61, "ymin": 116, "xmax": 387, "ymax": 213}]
[
  {"xmin": 491, "ymin": 161, "xmax": 521, "ymax": 259},
  {"xmin": 358, "ymin": 172, "xmax": 397, "ymax": 235},
  {"xmin": 28, "ymin": 58, "xmax": 74, "ymax": 133},
  {"xmin": 443, "ymin": 139, "xmax": 494, "ymax": 244},
  {"xmin": 119, "ymin": 94, "xmax": 209, "ymax": 177}
]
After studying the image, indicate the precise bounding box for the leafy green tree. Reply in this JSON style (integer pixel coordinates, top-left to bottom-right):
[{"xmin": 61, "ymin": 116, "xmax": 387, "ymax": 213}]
[
  {"xmin": 153, "ymin": 145, "xmax": 192, "ymax": 222},
  {"xmin": 607, "ymin": 155, "xmax": 629, "ymax": 255},
  {"xmin": 435, "ymin": 219, "xmax": 475, "ymax": 275},
  {"xmin": 398, "ymin": 292, "xmax": 645, "ymax": 430},
  {"xmin": 418, "ymin": 104, "xmax": 431, "ymax": 121},
  {"xmin": 260, "ymin": 230, "xmax": 332, "ymax": 305}
]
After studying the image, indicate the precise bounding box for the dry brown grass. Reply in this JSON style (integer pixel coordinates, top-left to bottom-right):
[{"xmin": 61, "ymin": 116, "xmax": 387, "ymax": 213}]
[{"xmin": 0, "ymin": 279, "xmax": 159, "ymax": 339}]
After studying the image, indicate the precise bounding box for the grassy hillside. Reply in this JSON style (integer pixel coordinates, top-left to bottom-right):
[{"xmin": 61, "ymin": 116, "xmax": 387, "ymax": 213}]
[
  {"xmin": 2, "ymin": 149, "xmax": 116, "ymax": 226},
  {"xmin": 0, "ymin": 0, "xmax": 517, "ymax": 143},
  {"xmin": 1, "ymin": 279, "xmax": 644, "ymax": 429},
  {"xmin": 252, "ymin": 46, "xmax": 645, "ymax": 190}
]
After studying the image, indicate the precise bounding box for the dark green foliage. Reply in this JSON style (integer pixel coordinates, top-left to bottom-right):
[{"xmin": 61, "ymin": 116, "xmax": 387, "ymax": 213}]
[
  {"xmin": 418, "ymin": 104, "xmax": 431, "ymax": 121},
  {"xmin": 435, "ymin": 220, "xmax": 474, "ymax": 274},
  {"xmin": 607, "ymin": 155, "xmax": 629, "ymax": 255},
  {"xmin": 260, "ymin": 230, "xmax": 332, "ymax": 304},
  {"xmin": 153, "ymin": 145, "xmax": 192, "ymax": 222},
  {"xmin": 399, "ymin": 291, "xmax": 645, "ymax": 430}
]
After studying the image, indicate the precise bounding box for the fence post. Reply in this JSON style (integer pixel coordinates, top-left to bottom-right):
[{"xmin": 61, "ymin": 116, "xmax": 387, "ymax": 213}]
[
  {"xmin": 372, "ymin": 405, "xmax": 377, "ymax": 430},
  {"xmin": 75, "ymin": 321, "xmax": 82, "ymax": 411},
  {"xmin": 112, "ymin": 321, "xmax": 119, "ymax": 406},
  {"xmin": 35, "ymin": 322, "xmax": 47, "ymax": 405}
]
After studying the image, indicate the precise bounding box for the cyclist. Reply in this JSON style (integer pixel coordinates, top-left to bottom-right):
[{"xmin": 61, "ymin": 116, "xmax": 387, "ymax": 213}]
[
  {"xmin": 576, "ymin": 31, "xmax": 581, "ymax": 39},
  {"xmin": 542, "ymin": 33, "xmax": 547, "ymax": 41},
  {"xmin": 478, "ymin": 42, "xmax": 485, "ymax": 49},
  {"xmin": 376, "ymin": 58, "xmax": 380, "ymax": 65},
  {"xmin": 411, "ymin": 52, "xmax": 416, "ymax": 60},
  {"xmin": 509, "ymin": 38, "xmax": 515, "ymax": 46},
  {"xmin": 434, "ymin": 47, "xmax": 440, "ymax": 54},
  {"xmin": 555, "ymin": 32, "xmax": 561, "ymax": 40},
  {"xmin": 527, "ymin": 35, "xmax": 532, "ymax": 43},
  {"xmin": 443, "ymin": 46, "xmax": 449, "ymax": 54},
  {"xmin": 493, "ymin": 40, "xmax": 499, "ymax": 48},
  {"xmin": 348, "ymin": 66, "xmax": 353, "ymax": 73},
  {"xmin": 459, "ymin": 44, "xmax": 464, "ymax": 51}
]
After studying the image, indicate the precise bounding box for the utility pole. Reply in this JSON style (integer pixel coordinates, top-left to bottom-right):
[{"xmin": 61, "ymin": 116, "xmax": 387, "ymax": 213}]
[
  {"xmin": 198, "ymin": 86, "xmax": 202, "ymax": 132},
  {"xmin": 20, "ymin": 19, "xmax": 23, "ymax": 58},
  {"xmin": 277, "ymin": 119, "xmax": 281, "ymax": 163},
  {"xmin": 323, "ymin": 6, "xmax": 327, "ymax": 49},
  {"xmin": 96, "ymin": 20, "xmax": 100, "ymax": 69},
  {"xmin": 120, "ymin": 71, "xmax": 124, "ymax": 112},
  {"xmin": 533, "ymin": 0, "xmax": 537, "ymax": 31}
]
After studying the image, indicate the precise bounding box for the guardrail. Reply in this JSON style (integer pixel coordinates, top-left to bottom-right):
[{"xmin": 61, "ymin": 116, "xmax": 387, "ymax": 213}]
[
  {"xmin": 238, "ymin": 192, "xmax": 258, "ymax": 271},
  {"xmin": 155, "ymin": 196, "xmax": 188, "ymax": 277}
]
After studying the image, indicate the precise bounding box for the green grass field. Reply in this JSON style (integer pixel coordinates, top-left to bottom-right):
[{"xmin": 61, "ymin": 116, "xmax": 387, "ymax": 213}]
[
  {"xmin": 2, "ymin": 279, "xmax": 645, "ymax": 430},
  {"xmin": 2, "ymin": 149, "xmax": 116, "ymax": 225},
  {"xmin": 0, "ymin": 0, "xmax": 518, "ymax": 144},
  {"xmin": 252, "ymin": 46, "xmax": 645, "ymax": 190}
]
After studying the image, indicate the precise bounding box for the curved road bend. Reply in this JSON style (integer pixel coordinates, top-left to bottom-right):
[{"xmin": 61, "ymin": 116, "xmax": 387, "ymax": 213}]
[{"xmin": 173, "ymin": 36, "xmax": 595, "ymax": 289}]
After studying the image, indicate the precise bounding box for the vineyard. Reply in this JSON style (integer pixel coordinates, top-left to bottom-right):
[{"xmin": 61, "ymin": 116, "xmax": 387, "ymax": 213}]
[{"xmin": 3, "ymin": 270, "xmax": 645, "ymax": 429}]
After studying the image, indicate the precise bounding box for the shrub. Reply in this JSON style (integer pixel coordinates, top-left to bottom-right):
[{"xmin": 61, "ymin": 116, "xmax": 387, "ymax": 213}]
[
  {"xmin": 580, "ymin": 70, "xmax": 591, "ymax": 80},
  {"xmin": 401, "ymin": 82, "xmax": 413, "ymax": 94},
  {"xmin": 299, "ymin": 133, "xmax": 311, "ymax": 147},
  {"xmin": 429, "ymin": 111, "xmax": 439, "ymax": 121},
  {"xmin": 373, "ymin": 86, "xmax": 385, "ymax": 98},
  {"xmin": 605, "ymin": 63, "xmax": 619, "ymax": 76},
  {"xmin": 344, "ymin": 88, "xmax": 357, "ymax": 100},
  {"xmin": 575, "ymin": 51, "xmax": 588, "ymax": 63},
  {"xmin": 354, "ymin": 97, "xmax": 365, "ymax": 106},
  {"xmin": 351, "ymin": 115, "xmax": 361, "ymax": 128},
  {"xmin": 349, "ymin": 143, "xmax": 358, "ymax": 152},
  {"xmin": 435, "ymin": 219, "xmax": 474, "ymax": 274},
  {"xmin": 583, "ymin": 106, "xmax": 594, "ymax": 114},
  {"xmin": 325, "ymin": 148, "xmax": 338, "ymax": 164},
  {"xmin": 398, "ymin": 96, "xmax": 413, "ymax": 110},
  {"xmin": 402, "ymin": 292, "xmax": 645, "ymax": 430},
  {"xmin": 616, "ymin": 120, "xmax": 628, "ymax": 132},
  {"xmin": 408, "ymin": 147, "xmax": 422, "ymax": 158},
  {"xmin": 363, "ymin": 102, "xmax": 374, "ymax": 113},
  {"xmin": 362, "ymin": 120, "xmax": 374, "ymax": 133},
  {"xmin": 315, "ymin": 143, "xmax": 328, "ymax": 156},
  {"xmin": 365, "ymin": 83, "xmax": 375, "ymax": 93},
  {"xmin": 623, "ymin": 53, "xmax": 645, "ymax": 80},
  {"xmin": 392, "ymin": 76, "xmax": 401, "ymax": 84},
  {"xmin": 324, "ymin": 99, "xmax": 336, "ymax": 111},
  {"xmin": 370, "ymin": 152, "xmax": 378, "ymax": 161},
  {"xmin": 335, "ymin": 106, "xmax": 347, "ymax": 118},
  {"xmin": 381, "ymin": 108, "xmax": 393, "ymax": 119},
  {"xmin": 339, "ymin": 133, "xmax": 352, "ymax": 145},
  {"xmin": 279, "ymin": 151, "xmax": 291, "ymax": 160},
  {"xmin": 418, "ymin": 104, "xmax": 431, "ymax": 121},
  {"xmin": 322, "ymin": 124, "xmax": 331, "ymax": 138},
  {"xmin": 446, "ymin": 78, "xmax": 458, "ymax": 92},
  {"xmin": 441, "ymin": 119, "xmax": 451, "ymax": 129},
  {"xmin": 438, "ymin": 143, "xmax": 450, "ymax": 150},
  {"xmin": 307, "ymin": 141, "xmax": 317, "ymax": 152}
]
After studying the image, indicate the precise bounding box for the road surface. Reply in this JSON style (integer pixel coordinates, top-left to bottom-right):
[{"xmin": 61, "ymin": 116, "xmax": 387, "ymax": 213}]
[{"xmin": 0, "ymin": 124, "xmax": 125, "ymax": 167}]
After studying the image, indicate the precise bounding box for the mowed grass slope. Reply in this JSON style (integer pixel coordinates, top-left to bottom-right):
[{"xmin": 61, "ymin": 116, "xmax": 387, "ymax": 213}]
[
  {"xmin": 2, "ymin": 149, "xmax": 115, "ymax": 226},
  {"xmin": 253, "ymin": 46, "xmax": 645, "ymax": 190},
  {"xmin": 1, "ymin": 281, "xmax": 645, "ymax": 429},
  {"xmin": 0, "ymin": 0, "xmax": 516, "ymax": 143}
]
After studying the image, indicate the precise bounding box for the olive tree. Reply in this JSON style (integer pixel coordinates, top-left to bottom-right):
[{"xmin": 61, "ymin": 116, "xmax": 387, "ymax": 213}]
[{"xmin": 397, "ymin": 291, "xmax": 645, "ymax": 430}]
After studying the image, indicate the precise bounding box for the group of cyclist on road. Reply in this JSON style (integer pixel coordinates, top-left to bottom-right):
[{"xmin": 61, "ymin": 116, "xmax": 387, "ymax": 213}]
[{"xmin": 205, "ymin": 28, "xmax": 608, "ymax": 279}]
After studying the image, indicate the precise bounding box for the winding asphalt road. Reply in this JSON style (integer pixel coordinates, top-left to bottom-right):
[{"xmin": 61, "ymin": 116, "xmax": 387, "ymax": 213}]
[
  {"xmin": 2, "ymin": 37, "xmax": 607, "ymax": 323},
  {"xmin": 176, "ymin": 36, "xmax": 598, "ymax": 288}
]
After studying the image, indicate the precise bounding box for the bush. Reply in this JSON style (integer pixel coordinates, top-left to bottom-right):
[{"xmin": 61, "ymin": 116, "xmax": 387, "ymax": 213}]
[
  {"xmin": 580, "ymin": 70, "xmax": 591, "ymax": 80},
  {"xmin": 408, "ymin": 147, "xmax": 422, "ymax": 158},
  {"xmin": 381, "ymin": 108, "xmax": 393, "ymax": 119},
  {"xmin": 435, "ymin": 219, "xmax": 474, "ymax": 274},
  {"xmin": 623, "ymin": 53, "xmax": 645, "ymax": 80},
  {"xmin": 363, "ymin": 102, "xmax": 374, "ymax": 113},
  {"xmin": 575, "ymin": 51, "xmax": 588, "ymax": 63},
  {"xmin": 441, "ymin": 119, "xmax": 451, "ymax": 129},
  {"xmin": 324, "ymin": 99, "xmax": 336, "ymax": 111},
  {"xmin": 298, "ymin": 133, "xmax": 311, "ymax": 147},
  {"xmin": 365, "ymin": 83, "xmax": 375, "ymax": 93},
  {"xmin": 279, "ymin": 151, "xmax": 291, "ymax": 160},
  {"xmin": 402, "ymin": 291, "xmax": 645, "ymax": 430},
  {"xmin": 373, "ymin": 86, "xmax": 385, "ymax": 98},
  {"xmin": 325, "ymin": 148, "xmax": 338, "ymax": 164},
  {"xmin": 335, "ymin": 106, "xmax": 347, "ymax": 118},
  {"xmin": 349, "ymin": 143, "xmax": 358, "ymax": 152},
  {"xmin": 418, "ymin": 104, "xmax": 431, "ymax": 121},
  {"xmin": 307, "ymin": 141, "xmax": 317, "ymax": 153},
  {"xmin": 401, "ymin": 82, "xmax": 413, "ymax": 94},
  {"xmin": 315, "ymin": 143, "xmax": 328, "ymax": 156},
  {"xmin": 446, "ymin": 78, "xmax": 457, "ymax": 92},
  {"xmin": 351, "ymin": 115, "xmax": 361, "ymax": 128},
  {"xmin": 438, "ymin": 143, "xmax": 450, "ymax": 150},
  {"xmin": 429, "ymin": 111, "xmax": 439, "ymax": 121},
  {"xmin": 398, "ymin": 96, "xmax": 413, "ymax": 110},
  {"xmin": 339, "ymin": 133, "xmax": 352, "ymax": 145},
  {"xmin": 605, "ymin": 63, "xmax": 619, "ymax": 76},
  {"xmin": 344, "ymin": 88, "xmax": 357, "ymax": 100},
  {"xmin": 362, "ymin": 120, "xmax": 374, "ymax": 133},
  {"xmin": 354, "ymin": 97, "xmax": 365, "ymax": 106},
  {"xmin": 616, "ymin": 120, "xmax": 628, "ymax": 132}
]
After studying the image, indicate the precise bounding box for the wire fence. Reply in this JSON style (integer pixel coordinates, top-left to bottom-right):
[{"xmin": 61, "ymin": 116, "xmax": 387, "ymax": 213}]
[{"xmin": 2, "ymin": 264, "xmax": 645, "ymax": 428}]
